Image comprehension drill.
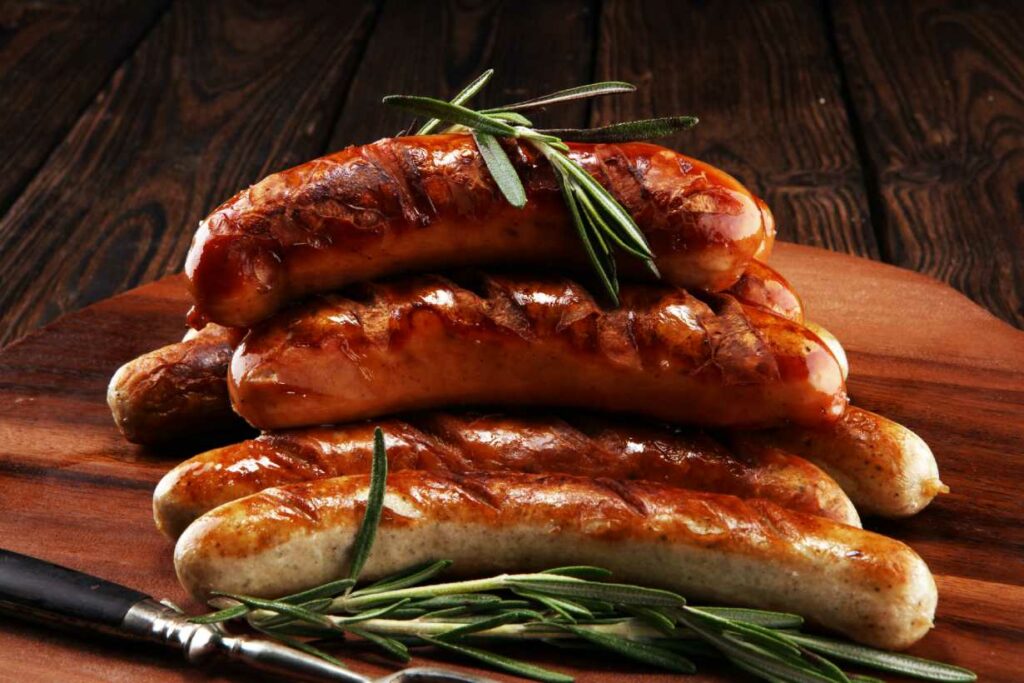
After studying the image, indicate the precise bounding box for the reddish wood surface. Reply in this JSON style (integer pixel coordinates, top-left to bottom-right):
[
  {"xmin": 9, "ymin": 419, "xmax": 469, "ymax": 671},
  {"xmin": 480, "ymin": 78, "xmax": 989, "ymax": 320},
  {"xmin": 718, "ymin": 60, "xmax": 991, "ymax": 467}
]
[{"xmin": 0, "ymin": 243, "xmax": 1022, "ymax": 681}]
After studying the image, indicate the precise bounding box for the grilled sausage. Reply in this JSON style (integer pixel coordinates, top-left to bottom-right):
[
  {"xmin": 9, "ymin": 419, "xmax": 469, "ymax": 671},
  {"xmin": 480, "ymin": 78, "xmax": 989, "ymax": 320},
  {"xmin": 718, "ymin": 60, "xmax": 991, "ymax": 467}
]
[
  {"xmin": 107, "ymin": 324, "xmax": 244, "ymax": 444},
  {"xmin": 111, "ymin": 258, "xmax": 804, "ymax": 443},
  {"xmin": 228, "ymin": 274, "xmax": 847, "ymax": 431},
  {"xmin": 805, "ymin": 321, "xmax": 848, "ymax": 380},
  {"xmin": 153, "ymin": 412, "xmax": 859, "ymax": 538},
  {"xmin": 727, "ymin": 406, "xmax": 946, "ymax": 517},
  {"xmin": 185, "ymin": 135, "xmax": 776, "ymax": 328},
  {"xmin": 174, "ymin": 470, "xmax": 936, "ymax": 649},
  {"xmin": 728, "ymin": 259, "xmax": 803, "ymax": 322}
]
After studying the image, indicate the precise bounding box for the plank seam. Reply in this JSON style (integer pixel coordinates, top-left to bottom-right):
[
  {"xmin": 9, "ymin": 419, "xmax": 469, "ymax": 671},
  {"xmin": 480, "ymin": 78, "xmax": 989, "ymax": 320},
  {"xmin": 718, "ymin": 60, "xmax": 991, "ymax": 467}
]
[
  {"xmin": 819, "ymin": 0, "xmax": 892, "ymax": 263},
  {"xmin": 319, "ymin": 0, "xmax": 389, "ymax": 155}
]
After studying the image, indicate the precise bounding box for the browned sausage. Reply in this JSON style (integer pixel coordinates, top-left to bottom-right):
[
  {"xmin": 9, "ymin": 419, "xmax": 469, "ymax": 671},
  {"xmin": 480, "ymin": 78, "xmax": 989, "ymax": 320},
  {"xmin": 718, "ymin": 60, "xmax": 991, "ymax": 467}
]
[
  {"xmin": 229, "ymin": 274, "xmax": 847, "ymax": 431},
  {"xmin": 185, "ymin": 135, "xmax": 775, "ymax": 328},
  {"xmin": 174, "ymin": 470, "xmax": 936, "ymax": 649},
  {"xmin": 728, "ymin": 406, "xmax": 946, "ymax": 517},
  {"xmin": 110, "ymin": 258, "xmax": 805, "ymax": 444},
  {"xmin": 728, "ymin": 259, "xmax": 803, "ymax": 322},
  {"xmin": 153, "ymin": 412, "xmax": 859, "ymax": 538},
  {"xmin": 106, "ymin": 324, "xmax": 244, "ymax": 444}
]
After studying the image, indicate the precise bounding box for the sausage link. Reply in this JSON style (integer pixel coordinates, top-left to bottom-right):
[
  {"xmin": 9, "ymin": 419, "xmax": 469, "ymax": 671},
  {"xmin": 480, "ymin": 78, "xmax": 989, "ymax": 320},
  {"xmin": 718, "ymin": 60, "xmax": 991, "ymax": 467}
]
[
  {"xmin": 153, "ymin": 412, "xmax": 859, "ymax": 538},
  {"xmin": 727, "ymin": 406, "xmax": 947, "ymax": 517},
  {"xmin": 174, "ymin": 470, "xmax": 936, "ymax": 649},
  {"xmin": 805, "ymin": 321, "xmax": 849, "ymax": 379},
  {"xmin": 186, "ymin": 135, "xmax": 774, "ymax": 328},
  {"xmin": 107, "ymin": 324, "xmax": 244, "ymax": 444},
  {"xmin": 229, "ymin": 274, "xmax": 846, "ymax": 430},
  {"xmin": 727, "ymin": 259, "xmax": 803, "ymax": 322}
]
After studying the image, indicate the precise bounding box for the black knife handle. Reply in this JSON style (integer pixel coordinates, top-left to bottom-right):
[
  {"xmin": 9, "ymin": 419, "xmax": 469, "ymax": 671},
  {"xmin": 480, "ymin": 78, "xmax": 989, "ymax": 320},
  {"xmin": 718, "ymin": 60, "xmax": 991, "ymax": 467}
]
[{"xmin": 0, "ymin": 549, "xmax": 149, "ymax": 629}]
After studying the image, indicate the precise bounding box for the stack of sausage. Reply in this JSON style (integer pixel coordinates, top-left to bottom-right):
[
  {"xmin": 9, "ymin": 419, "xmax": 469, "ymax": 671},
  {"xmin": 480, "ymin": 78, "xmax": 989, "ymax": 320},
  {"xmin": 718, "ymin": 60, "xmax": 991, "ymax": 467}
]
[{"xmin": 108, "ymin": 135, "xmax": 947, "ymax": 650}]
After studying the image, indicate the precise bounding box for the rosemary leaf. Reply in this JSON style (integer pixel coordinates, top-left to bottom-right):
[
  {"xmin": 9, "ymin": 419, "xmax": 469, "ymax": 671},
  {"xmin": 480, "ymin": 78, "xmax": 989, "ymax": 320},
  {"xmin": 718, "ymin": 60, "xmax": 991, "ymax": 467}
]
[
  {"xmin": 347, "ymin": 626, "xmax": 410, "ymax": 662},
  {"xmin": 485, "ymin": 111, "xmax": 533, "ymax": 126},
  {"xmin": 354, "ymin": 559, "xmax": 453, "ymax": 596},
  {"xmin": 556, "ymin": 624, "xmax": 696, "ymax": 674},
  {"xmin": 540, "ymin": 566, "xmax": 614, "ymax": 580},
  {"xmin": 210, "ymin": 592, "xmax": 337, "ymax": 631},
  {"xmin": 513, "ymin": 588, "xmax": 592, "ymax": 622},
  {"xmin": 327, "ymin": 599, "xmax": 412, "ymax": 626},
  {"xmin": 472, "ymin": 131, "xmax": 527, "ymax": 208},
  {"xmin": 286, "ymin": 578, "xmax": 358, "ymax": 602},
  {"xmin": 693, "ymin": 606, "xmax": 804, "ymax": 629},
  {"xmin": 622, "ymin": 605, "xmax": 678, "ymax": 635},
  {"xmin": 346, "ymin": 427, "xmax": 388, "ymax": 582},
  {"xmin": 437, "ymin": 610, "xmax": 540, "ymax": 641},
  {"xmin": 787, "ymin": 633, "xmax": 978, "ymax": 682},
  {"xmin": 508, "ymin": 577, "xmax": 684, "ymax": 608},
  {"xmin": 544, "ymin": 147, "xmax": 654, "ymax": 260},
  {"xmin": 572, "ymin": 182, "xmax": 651, "ymax": 260},
  {"xmin": 420, "ymin": 636, "xmax": 573, "ymax": 683},
  {"xmin": 540, "ymin": 115, "xmax": 699, "ymax": 142},
  {"xmin": 250, "ymin": 597, "xmax": 333, "ymax": 629},
  {"xmin": 383, "ymin": 95, "xmax": 516, "ymax": 136},
  {"xmin": 416, "ymin": 69, "xmax": 494, "ymax": 135},
  {"xmin": 250, "ymin": 623, "xmax": 349, "ymax": 669},
  {"xmin": 481, "ymin": 81, "xmax": 636, "ymax": 113},
  {"xmin": 553, "ymin": 168, "xmax": 619, "ymax": 304}
]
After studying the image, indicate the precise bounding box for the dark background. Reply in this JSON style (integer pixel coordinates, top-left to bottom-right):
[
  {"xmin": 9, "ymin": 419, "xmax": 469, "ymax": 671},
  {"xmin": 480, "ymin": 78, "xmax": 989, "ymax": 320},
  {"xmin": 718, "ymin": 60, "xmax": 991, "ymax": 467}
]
[{"xmin": 1, "ymin": 0, "xmax": 1021, "ymax": 347}]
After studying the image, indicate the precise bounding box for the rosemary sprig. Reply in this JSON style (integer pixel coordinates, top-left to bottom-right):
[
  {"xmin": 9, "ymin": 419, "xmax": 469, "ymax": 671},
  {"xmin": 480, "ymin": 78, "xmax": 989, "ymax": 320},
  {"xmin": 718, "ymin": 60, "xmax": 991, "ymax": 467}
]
[
  {"xmin": 383, "ymin": 73, "xmax": 691, "ymax": 303},
  {"xmin": 191, "ymin": 428, "xmax": 977, "ymax": 683}
]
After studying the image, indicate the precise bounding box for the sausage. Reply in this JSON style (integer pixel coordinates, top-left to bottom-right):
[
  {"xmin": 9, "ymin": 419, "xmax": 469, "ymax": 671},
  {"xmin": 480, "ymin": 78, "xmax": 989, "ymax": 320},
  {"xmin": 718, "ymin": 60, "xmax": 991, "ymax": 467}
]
[
  {"xmin": 805, "ymin": 321, "xmax": 849, "ymax": 380},
  {"xmin": 107, "ymin": 324, "xmax": 244, "ymax": 444},
  {"xmin": 185, "ymin": 135, "xmax": 775, "ymax": 328},
  {"xmin": 153, "ymin": 412, "xmax": 859, "ymax": 538},
  {"xmin": 228, "ymin": 274, "xmax": 847, "ymax": 431},
  {"xmin": 727, "ymin": 406, "xmax": 946, "ymax": 517},
  {"xmin": 110, "ymin": 259, "xmax": 804, "ymax": 444},
  {"xmin": 727, "ymin": 259, "xmax": 803, "ymax": 322},
  {"xmin": 174, "ymin": 470, "xmax": 936, "ymax": 649}
]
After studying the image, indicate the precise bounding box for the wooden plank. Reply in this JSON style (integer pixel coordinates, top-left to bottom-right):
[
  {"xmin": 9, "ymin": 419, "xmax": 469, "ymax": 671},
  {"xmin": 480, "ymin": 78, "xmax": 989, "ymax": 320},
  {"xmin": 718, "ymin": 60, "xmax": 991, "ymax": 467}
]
[
  {"xmin": 1, "ymin": 244, "xmax": 1021, "ymax": 680},
  {"xmin": 0, "ymin": 1, "xmax": 168, "ymax": 215},
  {"xmin": 328, "ymin": 0, "xmax": 598, "ymax": 150},
  {"xmin": 831, "ymin": 0, "xmax": 1024, "ymax": 328},
  {"xmin": 593, "ymin": 0, "xmax": 877, "ymax": 258},
  {"xmin": 0, "ymin": 0, "xmax": 380, "ymax": 347}
]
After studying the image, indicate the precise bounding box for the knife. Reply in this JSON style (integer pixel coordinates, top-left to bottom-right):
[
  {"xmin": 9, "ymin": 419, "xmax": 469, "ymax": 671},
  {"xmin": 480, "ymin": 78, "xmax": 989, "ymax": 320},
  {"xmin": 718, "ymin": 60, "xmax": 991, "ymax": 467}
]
[{"xmin": 0, "ymin": 549, "xmax": 495, "ymax": 682}]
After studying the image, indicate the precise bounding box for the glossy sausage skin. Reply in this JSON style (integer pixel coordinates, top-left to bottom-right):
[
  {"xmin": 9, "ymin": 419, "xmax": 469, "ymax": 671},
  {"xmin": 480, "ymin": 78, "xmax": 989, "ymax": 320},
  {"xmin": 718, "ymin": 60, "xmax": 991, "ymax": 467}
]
[
  {"xmin": 229, "ymin": 274, "xmax": 847, "ymax": 430},
  {"xmin": 728, "ymin": 406, "xmax": 946, "ymax": 517},
  {"xmin": 110, "ymin": 260, "xmax": 806, "ymax": 444},
  {"xmin": 728, "ymin": 259, "xmax": 803, "ymax": 322},
  {"xmin": 153, "ymin": 412, "xmax": 859, "ymax": 538},
  {"xmin": 186, "ymin": 135, "xmax": 775, "ymax": 328},
  {"xmin": 175, "ymin": 470, "xmax": 935, "ymax": 649},
  {"xmin": 107, "ymin": 324, "xmax": 244, "ymax": 444}
]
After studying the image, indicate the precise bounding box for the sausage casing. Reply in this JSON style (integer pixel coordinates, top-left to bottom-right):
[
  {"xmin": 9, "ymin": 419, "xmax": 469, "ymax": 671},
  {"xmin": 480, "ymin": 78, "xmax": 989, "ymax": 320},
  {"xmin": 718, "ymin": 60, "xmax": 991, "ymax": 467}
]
[
  {"xmin": 153, "ymin": 412, "xmax": 859, "ymax": 538},
  {"xmin": 107, "ymin": 324, "xmax": 243, "ymax": 444},
  {"xmin": 174, "ymin": 470, "xmax": 935, "ymax": 649},
  {"xmin": 728, "ymin": 406, "xmax": 946, "ymax": 517},
  {"xmin": 110, "ymin": 258, "xmax": 804, "ymax": 444},
  {"xmin": 229, "ymin": 274, "xmax": 847, "ymax": 430},
  {"xmin": 186, "ymin": 135, "xmax": 775, "ymax": 328}
]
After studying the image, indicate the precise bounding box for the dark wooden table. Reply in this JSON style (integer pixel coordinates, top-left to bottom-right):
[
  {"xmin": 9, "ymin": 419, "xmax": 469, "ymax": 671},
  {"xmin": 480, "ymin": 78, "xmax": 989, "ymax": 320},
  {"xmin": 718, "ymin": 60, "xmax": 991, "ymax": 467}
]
[{"xmin": 1, "ymin": 0, "xmax": 1022, "ymax": 346}]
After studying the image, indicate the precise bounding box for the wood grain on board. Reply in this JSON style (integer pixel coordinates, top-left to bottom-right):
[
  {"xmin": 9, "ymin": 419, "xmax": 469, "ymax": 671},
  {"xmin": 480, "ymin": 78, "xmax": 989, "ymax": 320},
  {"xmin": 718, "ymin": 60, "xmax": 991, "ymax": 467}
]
[
  {"xmin": 831, "ymin": 0, "xmax": 1024, "ymax": 327},
  {"xmin": 0, "ymin": 0, "xmax": 168, "ymax": 215},
  {"xmin": 0, "ymin": 243, "xmax": 1021, "ymax": 682},
  {"xmin": 0, "ymin": 0, "xmax": 379, "ymax": 347}
]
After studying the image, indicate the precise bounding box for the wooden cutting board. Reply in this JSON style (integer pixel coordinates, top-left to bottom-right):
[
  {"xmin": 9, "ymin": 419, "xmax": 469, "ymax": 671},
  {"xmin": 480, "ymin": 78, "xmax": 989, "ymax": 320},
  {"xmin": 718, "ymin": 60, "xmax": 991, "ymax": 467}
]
[{"xmin": 1, "ymin": 243, "xmax": 1021, "ymax": 682}]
